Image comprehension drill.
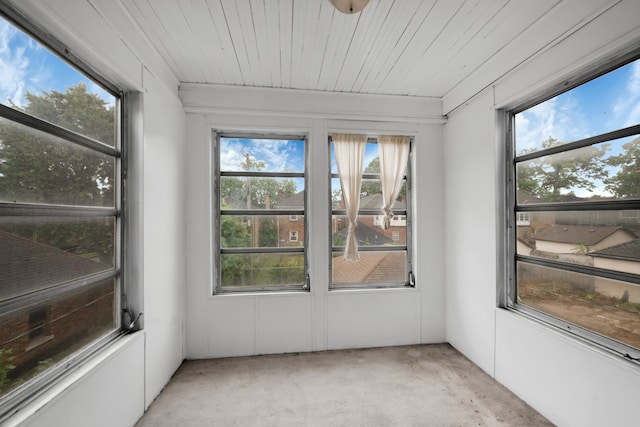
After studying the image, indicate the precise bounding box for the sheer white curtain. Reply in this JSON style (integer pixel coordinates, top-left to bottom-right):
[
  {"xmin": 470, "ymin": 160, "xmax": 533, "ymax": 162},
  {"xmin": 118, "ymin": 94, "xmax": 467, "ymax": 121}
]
[
  {"xmin": 333, "ymin": 133, "xmax": 367, "ymax": 261},
  {"xmin": 378, "ymin": 135, "xmax": 410, "ymax": 229}
]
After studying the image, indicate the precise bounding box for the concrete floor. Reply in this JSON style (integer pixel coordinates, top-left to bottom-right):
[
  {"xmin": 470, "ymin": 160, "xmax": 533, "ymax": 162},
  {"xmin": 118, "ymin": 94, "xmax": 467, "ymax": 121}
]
[{"xmin": 136, "ymin": 344, "xmax": 552, "ymax": 426}]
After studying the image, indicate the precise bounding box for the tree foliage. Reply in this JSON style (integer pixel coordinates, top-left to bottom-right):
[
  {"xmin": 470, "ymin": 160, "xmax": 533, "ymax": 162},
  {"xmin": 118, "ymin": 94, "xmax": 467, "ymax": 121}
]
[
  {"xmin": 360, "ymin": 156, "xmax": 381, "ymax": 197},
  {"xmin": 0, "ymin": 83, "xmax": 115, "ymax": 206},
  {"xmin": 604, "ymin": 136, "xmax": 640, "ymax": 198},
  {"xmin": 0, "ymin": 83, "xmax": 116, "ymax": 262},
  {"xmin": 221, "ymin": 153, "xmax": 297, "ymax": 209},
  {"xmin": 516, "ymin": 137, "xmax": 609, "ymax": 202}
]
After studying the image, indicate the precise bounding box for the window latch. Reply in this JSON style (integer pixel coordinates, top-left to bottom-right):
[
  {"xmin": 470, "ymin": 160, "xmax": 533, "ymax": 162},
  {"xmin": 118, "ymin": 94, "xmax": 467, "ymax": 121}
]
[
  {"xmin": 408, "ymin": 271, "xmax": 416, "ymax": 287},
  {"xmin": 303, "ymin": 273, "xmax": 310, "ymax": 290},
  {"xmin": 123, "ymin": 307, "xmax": 143, "ymax": 331}
]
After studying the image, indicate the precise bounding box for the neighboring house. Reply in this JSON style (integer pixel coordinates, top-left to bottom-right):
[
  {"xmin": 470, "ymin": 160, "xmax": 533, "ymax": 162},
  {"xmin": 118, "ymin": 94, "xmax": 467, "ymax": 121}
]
[
  {"xmin": 0, "ymin": 231, "xmax": 113, "ymax": 379},
  {"xmin": 277, "ymin": 191, "xmax": 305, "ymax": 247},
  {"xmin": 591, "ymin": 239, "xmax": 640, "ymax": 303},
  {"xmin": 515, "ymin": 191, "xmax": 555, "ymax": 243},
  {"xmin": 351, "ymin": 193, "xmax": 407, "ymax": 243},
  {"xmin": 534, "ymin": 225, "xmax": 637, "ymax": 254}
]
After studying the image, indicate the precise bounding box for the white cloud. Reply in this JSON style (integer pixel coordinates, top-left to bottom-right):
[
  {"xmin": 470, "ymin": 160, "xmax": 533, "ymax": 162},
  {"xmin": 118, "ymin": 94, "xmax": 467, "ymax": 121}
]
[
  {"xmin": 0, "ymin": 20, "xmax": 29, "ymax": 107},
  {"xmin": 516, "ymin": 90, "xmax": 592, "ymax": 154},
  {"xmin": 219, "ymin": 138, "xmax": 304, "ymax": 173},
  {"xmin": 622, "ymin": 60, "xmax": 640, "ymax": 127},
  {"xmin": 515, "ymin": 98, "xmax": 558, "ymax": 152},
  {"xmin": 610, "ymin": 60, "xmax": 640, "ymax": 129}
]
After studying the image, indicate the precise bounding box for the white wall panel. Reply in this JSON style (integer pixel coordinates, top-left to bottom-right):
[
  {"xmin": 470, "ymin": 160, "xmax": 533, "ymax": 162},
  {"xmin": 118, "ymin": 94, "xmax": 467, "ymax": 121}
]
[
  {"xmin": 327, "ymin": 290, "xmax": 421, "ymax": 350},
  {"xmin": 495, "ymin": 310, "xmax": 640, "ymax": 427},
  {"xmin": 208, "ymin": 297, "xmax": 256, "ymax": 358},
  {"xmin": 141, "ymin": 69, "xmax": 186, "ymax": 409},
  {"xmin": 9, "ymin": 334, "xmax": 145, "ymax": 427},
  {"xmin": 256, "ymin": 295, "xmax": 314, "ymax": 355},
  {"xmin": 443, "ymin": 88, "xmax": 497, "ymax": 376},
  {"xmin": 413, "ymin": 124, "xmax": 446, "ymax": 343}
]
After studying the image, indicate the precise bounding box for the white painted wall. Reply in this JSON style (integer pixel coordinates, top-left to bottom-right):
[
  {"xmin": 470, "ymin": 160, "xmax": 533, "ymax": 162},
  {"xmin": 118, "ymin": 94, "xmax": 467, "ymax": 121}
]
[
  {"xmin": 443, "ymin": 2, "xmax": 640, "ymax": 426},
  {"xmin": 140, "ymin": 68, "xmax": 186, "ymax": 409},
  {"xmin": 183, "ymin": 88, "xmax": 446, "ymax": 359},
  {"xmin": 443, "ymin": 88, "xmax": 498, "ymax": 377},
  {"xmin": 3, "ymin": 1, "xmax": 187, "ymax": 425}
]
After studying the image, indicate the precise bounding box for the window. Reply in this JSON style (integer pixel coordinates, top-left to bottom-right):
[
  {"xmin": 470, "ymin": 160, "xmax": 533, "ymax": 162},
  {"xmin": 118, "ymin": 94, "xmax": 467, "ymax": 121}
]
[
  {"xmin": 214, "ymin": 134, "xmax": 307, "ymax": 292},
  {"xmin": 516, "ymin": 212, "xmax": 530, "ymax": 225},
  {"xmin": 330, "ymin": 135, "xmax": 412, "ymax": 287},
  {"xmin": 0, "ymin": 10, "xmax": 124, "ymax": 411},
  {"xmin": 507, "ymin": 56, "xmax": 640, "ymax": 359},
  {"xmin": 289, "ymin": 215, "xmax": 298, "ymax": 221}
]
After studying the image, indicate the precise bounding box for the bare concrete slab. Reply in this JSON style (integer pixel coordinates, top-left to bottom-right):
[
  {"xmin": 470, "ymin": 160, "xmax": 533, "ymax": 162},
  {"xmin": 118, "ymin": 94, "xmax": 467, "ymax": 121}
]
[{"xmin": 136, "ymin": 344, "xmax": 552, "ymax": 426}]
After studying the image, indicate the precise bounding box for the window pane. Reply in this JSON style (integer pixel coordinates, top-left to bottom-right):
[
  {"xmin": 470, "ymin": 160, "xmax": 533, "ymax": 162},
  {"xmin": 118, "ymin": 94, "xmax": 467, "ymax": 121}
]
[
  {"xmin": 220, "ymin": 253, "xmax": 304, "ymax": 287},
  {"xmin": 332, "ymin": 251, "xmax": 406, "ymax": 285},
  {"xmin": 0, "ymin": 116, "xmax": 116, "ymax": 207},
  {"xmin": 331, "ymin": 178, "xmax": 406, "ymax": 210},
  {"xmin": 516, "ymin": 210, "xmax": 640, "ymax": 274},
  {"xmin": 0, "ymin": 217, "xmax": 115, "ymax": 301},
  {"xmin": 515, "ymin": 58, "xmax": 640, "ymax": 155},
  {"xmin": 220, "ymin": 214, "xmax": 305, "ymax": 248},
  {"xmin": 332, "ymin": 215, "xmax": 406, "ymax": 247},
  {"xmin": 0, "ymin": 16, "xmax": 116, "ymax": 146},
  {"xmin": 0, "ymin": 278, "xmax": 116, "ymax": 397},
  {"xmin": 516, "ymin": 136, "xmax": 640, "ymax": 203},
  {"xmin": 219, "ymin": 138, "xmax": 305, "ymax": 173},
  {"xmin": 220, "ymin": 177, "xmax": 303, "ymax": 210},
  {"xmin": 517, "ymin": 262, "xmax": 640, "ymax": 349}
]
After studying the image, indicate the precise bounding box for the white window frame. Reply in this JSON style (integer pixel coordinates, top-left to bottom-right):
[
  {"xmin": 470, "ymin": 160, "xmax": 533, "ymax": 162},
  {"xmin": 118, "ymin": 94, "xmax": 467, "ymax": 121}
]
[{"xmin": 289, "ymin": 230, "xmax": 298, "ymax": 242}]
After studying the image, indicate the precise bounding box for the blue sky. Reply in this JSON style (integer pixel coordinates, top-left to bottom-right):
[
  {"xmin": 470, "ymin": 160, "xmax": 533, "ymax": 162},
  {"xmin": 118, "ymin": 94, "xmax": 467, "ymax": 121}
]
[
  {"xmin": 330, "ymin": 142, "xmax": 379, "ymax": 175},
  {"xmin": 516, "ymin": 59, "xmax": 640, "ymax": 153},
  {"xmin": 220, "ymin": 138, "xmax": 305, "ymax": 173},
  {"xmin": 516, "ymin": 58, "xmax": 640, "ymax": 198},
  {"xmin": 0, "ymin": 16, "xmax": 113, "ymax": 108}
]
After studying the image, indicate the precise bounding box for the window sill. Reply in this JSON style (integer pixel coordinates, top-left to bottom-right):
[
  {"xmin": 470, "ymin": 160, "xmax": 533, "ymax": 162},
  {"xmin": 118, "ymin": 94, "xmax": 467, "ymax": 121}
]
[
  {"xmin": 329, "ymin": 285, "xmax": 418, "ymax": 294},
  {"xmin": 212, "ymin": 289, "xmax": 311, "ymax": 298},
  {"xmin": 499, "ymin": 306, "xmax": 640, "ymax": 366},
  {"xmin": 25, "ymin": 335, "xmax": 54, "ymax": 352}
]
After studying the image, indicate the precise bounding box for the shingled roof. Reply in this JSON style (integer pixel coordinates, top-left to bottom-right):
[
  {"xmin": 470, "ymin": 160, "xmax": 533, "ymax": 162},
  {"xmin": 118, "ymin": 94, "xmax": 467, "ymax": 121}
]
[
  {"xmin": 534, "ymin": 225, "xmax": 635, "ymax": 245},
  {"xmin": 0, "ymin": 230, "xmax": 110, "ymax": 302},
  {"xmin": 333, "ymin": 251, "xmax": 405, "ymax": 284},
  {"xmin": 333, "ymin": 220, "xmax": 393, "ymax": 246},
  {"xmin": 277, "ymin": 191, "xmax": 304, "ymax": 209},
  {"xmin": 591, "ymin": 238, "xmax": 640, "ymax": 261},
  {"xmin": 358, "ymin": 194, "xmax": 405, "ymax": 210}
]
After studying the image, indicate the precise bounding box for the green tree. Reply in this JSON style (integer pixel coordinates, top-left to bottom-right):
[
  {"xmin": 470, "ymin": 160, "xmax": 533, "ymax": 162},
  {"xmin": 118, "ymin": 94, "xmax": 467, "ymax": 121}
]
[
  {"xmin": 359, "ymin": 156, "xmax": 406, "ymax": 199},
  {"xmin": 222, "ymin": 153, "xmax": 296, "ymax": 209},
  {"xmin": 360, "ymin": 156, "xmax": 380, "ymax": 197},
  {"xmin": 0, "ymin": 83, "xmax": 116, "ymax": 262},
  {"xmin": 516, "ymin": 137, "xmax": 609, "ymax": 202},
  {"xmin": 604, "ymin": 136, "xmax": 640, "ymax": 198}
]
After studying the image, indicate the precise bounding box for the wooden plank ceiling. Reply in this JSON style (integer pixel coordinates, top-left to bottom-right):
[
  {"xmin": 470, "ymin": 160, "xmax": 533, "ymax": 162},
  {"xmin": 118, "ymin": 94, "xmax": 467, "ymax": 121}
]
[{"xmin": 116, "ymin": 0, "xmax": 613, "ymax": 98}]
